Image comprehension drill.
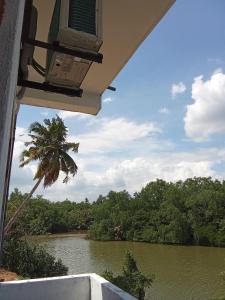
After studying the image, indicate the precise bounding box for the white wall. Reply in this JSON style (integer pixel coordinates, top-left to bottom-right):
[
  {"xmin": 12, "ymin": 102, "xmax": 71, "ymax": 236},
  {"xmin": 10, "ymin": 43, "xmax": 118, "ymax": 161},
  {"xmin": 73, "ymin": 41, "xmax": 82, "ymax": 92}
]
[
  {"xmin": 0, "ymin": 275, "xmax": 90, "ymax": 300},
  {"xmin": 0, "ymin": 274, "xmax": 137, "ymax": 300},
  {"xmin": 90, "ymin": 274, "xmax": 137, "ymax": 300},
  {"xmin": 0, "ymin": 0, "xmax": 25, "ymax": 259}
]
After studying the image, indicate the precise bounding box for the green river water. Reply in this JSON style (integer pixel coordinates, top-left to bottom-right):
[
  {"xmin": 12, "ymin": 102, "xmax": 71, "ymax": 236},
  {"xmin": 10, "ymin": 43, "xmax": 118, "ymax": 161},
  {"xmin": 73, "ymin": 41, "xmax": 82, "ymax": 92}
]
[{"xmin": 35, "ymin": 234, "xmax": 225, "ymax": 300}]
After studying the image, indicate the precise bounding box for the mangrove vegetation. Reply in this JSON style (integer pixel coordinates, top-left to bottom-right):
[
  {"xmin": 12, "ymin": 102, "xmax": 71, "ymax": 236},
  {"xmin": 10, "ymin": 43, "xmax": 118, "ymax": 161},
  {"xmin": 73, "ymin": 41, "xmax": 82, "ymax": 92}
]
[{"xmin": 6, "ymin": 177, "xmax": 225, "ymax": 247}]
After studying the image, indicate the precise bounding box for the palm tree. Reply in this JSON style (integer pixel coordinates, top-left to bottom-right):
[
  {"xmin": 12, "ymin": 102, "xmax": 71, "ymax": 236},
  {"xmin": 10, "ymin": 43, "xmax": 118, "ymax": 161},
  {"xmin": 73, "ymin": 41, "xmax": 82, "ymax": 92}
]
[{"xmin": 4, "ymin": 115, "xmax": 79, "ymax": 235}]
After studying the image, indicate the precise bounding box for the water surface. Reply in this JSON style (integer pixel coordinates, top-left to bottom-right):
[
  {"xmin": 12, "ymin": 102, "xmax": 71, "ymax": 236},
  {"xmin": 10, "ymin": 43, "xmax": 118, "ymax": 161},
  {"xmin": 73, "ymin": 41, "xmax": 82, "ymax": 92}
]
[{"xmin": 35, "ymin": 235, "xmax": 225, "ymax": 300}]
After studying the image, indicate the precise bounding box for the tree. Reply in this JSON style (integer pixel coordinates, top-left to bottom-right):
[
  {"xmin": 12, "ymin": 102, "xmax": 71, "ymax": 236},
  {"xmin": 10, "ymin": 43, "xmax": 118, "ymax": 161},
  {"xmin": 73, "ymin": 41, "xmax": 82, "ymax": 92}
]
[
  {"xmin": 3, "ymin": 237, "xmax": 68, "ymax": 278},
  {"xmin": 4, "ymin": 116, "xmax": 79, "ymax": 235},
  {"xmin": 102, "ymin": 251, "xmax": 154, "ymax": 300}
]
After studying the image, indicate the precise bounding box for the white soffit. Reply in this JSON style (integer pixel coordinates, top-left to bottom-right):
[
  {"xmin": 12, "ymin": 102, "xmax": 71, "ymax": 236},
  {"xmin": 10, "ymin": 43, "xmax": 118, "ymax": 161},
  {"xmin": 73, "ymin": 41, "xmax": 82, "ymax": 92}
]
[{"xmin": 20, "ymin": 0, "xmax": 175, "ymax": 115}]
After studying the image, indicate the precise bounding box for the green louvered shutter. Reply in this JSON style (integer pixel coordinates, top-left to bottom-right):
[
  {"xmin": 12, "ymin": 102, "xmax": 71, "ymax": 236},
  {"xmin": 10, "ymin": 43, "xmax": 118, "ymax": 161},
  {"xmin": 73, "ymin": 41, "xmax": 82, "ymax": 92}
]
[{"xmin": 68, "ymin": 0, "xmax": 96, "ymax": 35}]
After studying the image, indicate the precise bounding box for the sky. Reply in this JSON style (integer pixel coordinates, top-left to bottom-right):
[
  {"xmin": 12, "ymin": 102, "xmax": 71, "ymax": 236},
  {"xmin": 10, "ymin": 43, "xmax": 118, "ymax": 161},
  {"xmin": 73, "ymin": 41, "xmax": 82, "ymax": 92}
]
[{"xmin": 11, "ymin": 0, "xmax": 225, "ymax": 202}]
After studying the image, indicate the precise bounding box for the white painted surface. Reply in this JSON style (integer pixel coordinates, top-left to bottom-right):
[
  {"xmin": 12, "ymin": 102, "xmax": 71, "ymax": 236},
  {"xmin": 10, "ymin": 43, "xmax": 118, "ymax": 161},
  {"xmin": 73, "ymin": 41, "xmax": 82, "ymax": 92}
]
[
  {"xmin": 0, "ymin": 274, "xmax": 137, "ymax": 300},
  {"xmin": 22, "ymin": 89, "xmax": 101, "ymax": 115},
  {"xmin": 0, "ymin": 0, "xmax": 25, "ymax": 258},
  {"xmin": 90, "ymin": 274, "xmax": 136, "ymax": 300}
]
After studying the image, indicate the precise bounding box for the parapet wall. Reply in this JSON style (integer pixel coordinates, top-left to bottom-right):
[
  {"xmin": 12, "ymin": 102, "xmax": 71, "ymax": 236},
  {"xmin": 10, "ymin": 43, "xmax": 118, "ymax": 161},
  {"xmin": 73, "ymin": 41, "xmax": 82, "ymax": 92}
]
[{"xmin": 0, "ymin": 273, "xmax": 136, "ymax": 300}]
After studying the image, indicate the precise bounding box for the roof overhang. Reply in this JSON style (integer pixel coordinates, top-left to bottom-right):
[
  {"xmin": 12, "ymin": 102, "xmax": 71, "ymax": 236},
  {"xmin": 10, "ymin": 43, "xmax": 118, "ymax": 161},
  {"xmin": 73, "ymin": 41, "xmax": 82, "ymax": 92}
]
[{"xmin": 20, "ymin": 0, "xmax": 175, "ymax": 115}]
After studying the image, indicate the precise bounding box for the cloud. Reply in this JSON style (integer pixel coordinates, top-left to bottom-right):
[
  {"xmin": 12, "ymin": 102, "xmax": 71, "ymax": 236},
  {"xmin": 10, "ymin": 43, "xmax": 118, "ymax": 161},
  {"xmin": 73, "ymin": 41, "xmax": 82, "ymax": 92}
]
[
  {"xmin": 103, "ymin": 97, "xmax": 113, "ymax": 103},
  {"xmin": 41, "ymin": 111, "xmax": 49, "ymax": 117},
  {"xmin": 34, "ymin": 147, "xmax": 224, "ymax": 202},
  {"xmin": 171, "ymin": 82, "xmax": 186, "ymax": 98},
  {"xmin": 10, "ymin": 117, "xmax": 162, "ymax": 200},
  {"xmin": 89, "ymin": 153, "xmax": 216, "ymax": 193},
  {"xmin": 58, "ymin": 110, "xmax": 91, "ymax": 120},
  {"xmin": 13, "ymin": 127, "xmax": 29, "ymax": 159},
  {"xmin": 72, "ymin": 117, "xmax": 162, "ymax": 154},
  {"xmin": 11, "ymin": 117, "xmax": 225, "ymax": 202},
  {"xmin": 159, "ymin": 107, "xmax": 170, "ymax": 114},
  {"xmin": 10, "ymin": 127, "xmax": 36, "ymax": 193},
  {"xmin": 184, "ymin": 70, "xmax": 225, "ymax": 142}
]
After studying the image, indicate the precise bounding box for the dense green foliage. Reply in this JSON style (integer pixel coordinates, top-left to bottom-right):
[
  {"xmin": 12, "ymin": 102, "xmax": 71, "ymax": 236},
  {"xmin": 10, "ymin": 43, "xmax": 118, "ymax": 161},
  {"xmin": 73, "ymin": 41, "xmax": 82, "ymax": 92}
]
[
  {"xmin": 102, "ymin": 251, "xmax": 153, "ymax": 300},
  {"xmin": 7, "ymin": 177, "xmax": 225, "ymax": 247},
  {"xmin": 3, "ymin": 238, "xmax": 68, "ymax": 278},
  {"xmin": 90, "ymin": 177, "xmax": 225, "ymax": 247},
  {"xmin": 6, "ymin": 189, "xmax": 92, "ymax": 235}
]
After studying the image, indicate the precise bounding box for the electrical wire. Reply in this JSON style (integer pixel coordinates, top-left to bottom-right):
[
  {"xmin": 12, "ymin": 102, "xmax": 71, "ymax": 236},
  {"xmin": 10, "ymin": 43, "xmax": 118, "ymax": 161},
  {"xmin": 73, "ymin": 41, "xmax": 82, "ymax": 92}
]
[
  {"xmin": 32, "ymin": 62, "xmax": 45, "ymax": 77},
  {"xmin": 32, "ymin": 58, "xmax": 46, "ymax": 73},
  {"xmin": 31, "ymin": 58, "xmax": 46, "ymax": 77}
]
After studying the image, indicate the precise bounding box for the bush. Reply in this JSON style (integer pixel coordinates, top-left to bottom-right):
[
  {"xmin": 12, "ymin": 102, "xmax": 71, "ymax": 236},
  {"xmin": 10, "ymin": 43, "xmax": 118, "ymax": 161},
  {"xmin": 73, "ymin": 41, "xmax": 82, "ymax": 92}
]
[
  {"xmin": 89, "ymin": 222, "xmax": 114, "ymax": 241},
  {"xmin": 141, "ymin": 228, "xmax": 158, "ymax": 243},
  {"xmin": 3, "ymin": 238, "xmax": 68, "ymax": 278},
  {"xmin": 102, "ymin": 251, "xmax": 154, "ymax": 300}
]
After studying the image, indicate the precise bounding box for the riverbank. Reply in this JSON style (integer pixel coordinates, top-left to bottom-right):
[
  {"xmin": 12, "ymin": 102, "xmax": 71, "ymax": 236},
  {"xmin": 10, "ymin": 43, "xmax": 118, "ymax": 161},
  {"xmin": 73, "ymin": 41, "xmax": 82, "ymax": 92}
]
[
  {"xmin": 0, "ymin": 269, "xmax": 18, "ymax": 282},
  {"xmin": 28, "ymin": 231, "xmax": 225, "ymax": 249},
  {"xmin": 27, "ymin": 231, "xmax": 88, "ymax": 240}
]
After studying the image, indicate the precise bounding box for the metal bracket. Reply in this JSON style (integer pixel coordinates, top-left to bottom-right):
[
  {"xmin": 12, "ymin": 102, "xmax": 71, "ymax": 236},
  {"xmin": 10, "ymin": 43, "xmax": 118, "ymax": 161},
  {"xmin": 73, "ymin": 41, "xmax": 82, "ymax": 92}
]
[
  {"xmin": 17, "ymin": 79, "xmax": 83, "ymax": 97},
  {"xmin": 23, "ymin": 39, "xmax": 103, "ymax": 64},
  {"xmin": 21, "ymin": 0, "xmax": 103, "ymax": 64},
  {"xmin": 107, "ymin": 86, "xmax": 116, "ymax": 91}
]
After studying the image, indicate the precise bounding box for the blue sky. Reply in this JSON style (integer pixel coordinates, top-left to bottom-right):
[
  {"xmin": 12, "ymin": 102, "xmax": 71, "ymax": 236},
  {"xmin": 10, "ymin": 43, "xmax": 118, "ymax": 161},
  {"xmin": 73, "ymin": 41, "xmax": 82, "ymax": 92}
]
[{"xmin": 11, "ymin": 0, "xmax": 225, "ymax": 201}]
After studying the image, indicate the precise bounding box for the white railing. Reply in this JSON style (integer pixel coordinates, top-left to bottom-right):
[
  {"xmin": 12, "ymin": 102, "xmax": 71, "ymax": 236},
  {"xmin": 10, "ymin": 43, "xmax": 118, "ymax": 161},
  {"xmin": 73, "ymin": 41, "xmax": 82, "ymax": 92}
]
[{"xmin": 0, "ymin": 273, "xmax": 137, "ymax": 300}]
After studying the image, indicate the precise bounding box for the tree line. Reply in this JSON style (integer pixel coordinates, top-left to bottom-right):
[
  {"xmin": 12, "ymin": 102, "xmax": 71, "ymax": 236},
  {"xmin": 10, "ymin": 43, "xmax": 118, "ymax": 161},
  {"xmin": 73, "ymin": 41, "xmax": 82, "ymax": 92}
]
[
  {"xmin": 6, "ymin": 188, "xmax": 92, "ymax": 236},
  {"xmin": 7, "ymin": 177, "xmax": 225, "ymax": 247}
]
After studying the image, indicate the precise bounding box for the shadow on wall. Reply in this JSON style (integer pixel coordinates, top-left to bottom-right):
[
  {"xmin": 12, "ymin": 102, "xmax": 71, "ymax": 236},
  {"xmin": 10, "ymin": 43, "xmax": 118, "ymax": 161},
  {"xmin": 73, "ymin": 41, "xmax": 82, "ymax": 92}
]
[
  {"xmin": 101, "ymin": 282, "xmax": 136, "ymax": 300},
  {"xmin": 0, "ymin": 0, "xmax": 5, "ymax": 25}
]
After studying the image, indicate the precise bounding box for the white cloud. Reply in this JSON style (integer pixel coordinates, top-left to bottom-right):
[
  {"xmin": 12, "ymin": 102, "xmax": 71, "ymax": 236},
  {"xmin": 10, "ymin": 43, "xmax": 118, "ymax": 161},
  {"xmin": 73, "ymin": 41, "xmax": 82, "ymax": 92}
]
[
  {"xmin": 171, "ymin": 82, "xmax": 186, "ymax": 98},
  {"xmin": 159, "ymin": 107, "xmax": 170, "ymax": 114},
  {"xmin": 58, "ymin": 110, "xmax": 91, "ymax": 120},
  {"xmin": 72, "ymin": 117, "xmax": 161, "ymax": 154},
  {"xmin": 13, "ymin": 127, "xmax": 29, "ymax": 159},
  {"xmin": 10, "ymin": 117, "xmax": 162, "ymax": 200},
  {"xmin": 11, "ymin": 117, "xmax": 225, "ymax": 202},
  {"xmin": 91, "ymin": 153, "xmax": 216, "ymax": 193},
  {"xmin": 41, "ymin": 111, "xmax": 49, "ymax": 117},
  {"xmin": 103, "ymin": 97, "xmax": 113, "ymax": 103},
  {"xmin": 10, "ymin": 127, "xmax": 37, "ymax": 194},
  {"xmin": 36, "ymin": 148, "xmax": 224, "ymax": 202},
  {"xmin": 184, "ymin": 70, "xmax": 225, "ymax": 142}
]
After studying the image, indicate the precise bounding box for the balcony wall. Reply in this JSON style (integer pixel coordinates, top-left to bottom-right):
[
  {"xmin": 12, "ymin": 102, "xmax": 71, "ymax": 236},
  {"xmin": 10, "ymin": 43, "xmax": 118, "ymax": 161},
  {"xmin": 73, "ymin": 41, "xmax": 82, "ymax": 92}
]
[{"xmin": 0, "ymin": 273, "xmax": 136, "ymax": 300}]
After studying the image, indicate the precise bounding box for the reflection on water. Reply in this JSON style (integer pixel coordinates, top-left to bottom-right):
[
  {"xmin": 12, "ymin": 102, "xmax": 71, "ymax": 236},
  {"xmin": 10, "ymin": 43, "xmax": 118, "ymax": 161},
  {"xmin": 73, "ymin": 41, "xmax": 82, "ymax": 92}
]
[{"xmin": 35, "ymin": 235, "xmax": 225, "ymax": 300}]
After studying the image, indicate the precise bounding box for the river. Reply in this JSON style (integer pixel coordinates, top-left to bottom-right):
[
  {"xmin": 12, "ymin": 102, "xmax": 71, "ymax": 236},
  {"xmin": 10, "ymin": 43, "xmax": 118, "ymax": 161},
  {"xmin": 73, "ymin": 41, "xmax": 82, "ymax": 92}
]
[{"xmin": 34, "ymin": 234, "xmax": 225, "ymax": 300}]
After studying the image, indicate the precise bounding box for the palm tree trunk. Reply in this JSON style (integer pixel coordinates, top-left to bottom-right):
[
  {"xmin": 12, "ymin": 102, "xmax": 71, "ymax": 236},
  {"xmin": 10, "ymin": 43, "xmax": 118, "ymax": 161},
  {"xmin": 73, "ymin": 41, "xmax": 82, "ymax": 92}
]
[{"xmin": 4, "ymin": 175, "xmax": 44, "ymax": 235}]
